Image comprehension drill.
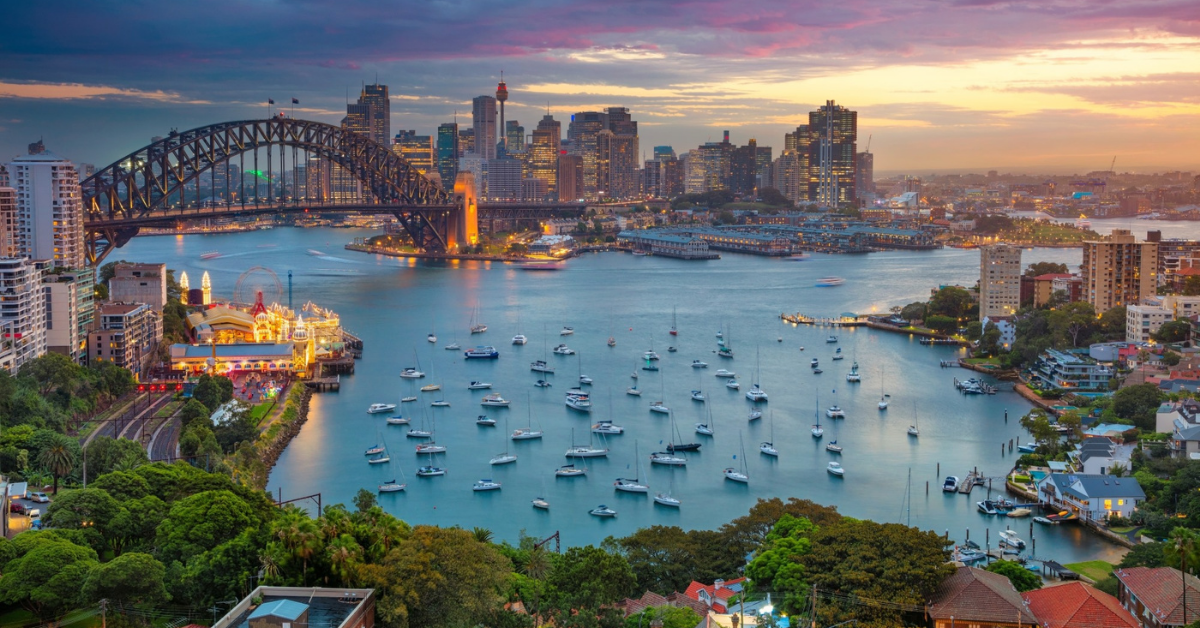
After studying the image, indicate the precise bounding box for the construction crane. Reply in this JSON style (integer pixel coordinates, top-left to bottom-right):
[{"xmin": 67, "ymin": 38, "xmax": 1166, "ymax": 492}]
[
  {"xmin": 1110, "ymin": 155, "xmax": 1117, "ymax": 175},
  {"xmin": 865, "ymin": 134, "xmax": 872, "ymax": 153}
]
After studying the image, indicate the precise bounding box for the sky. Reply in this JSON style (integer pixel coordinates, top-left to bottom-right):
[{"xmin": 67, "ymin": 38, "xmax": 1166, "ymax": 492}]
[{"xmin": 1, "ymin": 0, "xmax": 1199, "ymax": 175}]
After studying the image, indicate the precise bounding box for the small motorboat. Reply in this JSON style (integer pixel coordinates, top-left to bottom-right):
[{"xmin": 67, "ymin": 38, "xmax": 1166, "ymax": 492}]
[
  {"xmin": 692, "ymin": 360, "xmax": 708, "ymax": 368},
  {"xmin": 430, "ymin": 400, "xmax": 450, "ymax": 407},
  {"xmin": 826, "ymin": 461, "xmax": 845, "ymax": 476},
  {"xmin": 1033, "ymin": 516, "xmax": 1057, "ymax": 525},
  {"xmin": 553, "ymin": 344, "xmax": 575, "ymax": 355},
  {"xmin": 579, "ymin": 374, "xmax": 593, "ymax": 384},
  {"xmin": 1017, "ymin": 443, "xmax": 1038, "ymax": 454},
  {"xmin": 943, "ymin": 476, "xmax": 959, "ymax": 492},
  {"xmin": 556, "ymin": 464, "xmax": 586, "ymax": 477},
  {"xmin": 534, "ymin": 380, "xmax": 552, "ymax": 388},
  {"xmin": 378, "ymin": 480, "xmax": 406, "ymax": 492},
  {"xmin": 726, "ymin": 380, "xmax": 740, "ymax": 390},
  {"xmin": 386, "ymin": 416, "xmax": 410, "ymax": 425},
  {"xmin": 642, "ymin": 363, "xmax": 660, "ymax": 371},
  {"xmin": 964, "ymin": 539, "xmax": 981, "ymax": 550},
  {"xmin": 560, "ymin": 326, "xmax": 575, "ymax": 336},
  {"xmin": 416, "ymin": 465, "xmax": 446, "ymax": 477},
  {"xmin": 400, "ymin": 367, "xmax": 425, "ymax": 379},
  {"xmin": 813, "ymin": 368, "xmax": 823, "ymax": 374},
  {"xmin": 368, "ymin": 403, "xmax": 397, "ymax": 414},
  {"xmin": 532, "ymin": 497, "xmax": 550, "ymax": 510},
  {"xmin": 826, "ymin": 335, "xmax": 838, "ymax": 343},
  {"xmin": 589, "ymin": 504, "xmax": 617, "ymax": 517},
  {"xmin": 667, "ymin": 346, "xmax": 677, "ymax": 353},
  {"xmin": 200, "ymin": 251, "xmax": 222, "ymax": 260},
  {"xmin": 1007, "ymin": 508, "xmax": 1033, "ymax": 518},
  {"xmin": 401, "ymin": 396, "xmax": 418, "ymax": 403},
  {"xmin": 956, "ymin": 548, "xmax": 987, "ymax": 563},
  {"xmin": 810, "ymin": 359, "xmax": 820, "ymax": 368},
  {"xmin": 691, "ymin": 390, "xmax": 706, "ymax": 401},
  {"xmin": 476, "ymin": 415, "xmax": 497, "ymax": 426},
  {"xmin": 468, "ymin": 381, "xmax": 493, "ymax": 390},
  {"xmin": 714, "ymin": 369, "xmax": 736, "ymax": 378},
  {"xmin": 825, "ymin": 440, "xmax": 842, "ymax": 453},
  {"xmin": 473, "ymin": 479, "xmax": 502, "ymax": 491},
  {"xmin": 998, "ymin": 530, "xmax": 1026, "ymax": 549},
  {"xmin": 627, "ymin": 386, "xmax": 642, "ymax": 396},
  {"xmin": 907, "ymin": 425, "xmax": 919, "ymax": 437}
]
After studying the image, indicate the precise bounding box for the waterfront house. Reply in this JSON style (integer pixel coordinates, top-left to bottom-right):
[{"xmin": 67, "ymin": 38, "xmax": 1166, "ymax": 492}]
[
  {"xmin": 1030, "ymin": 348, "xmax": 1114, "ymax": 392},
  {"xmin": 684, "ymin": 578, "xmax": 746, "ymax": 614},
  {"xmin": 1036, "ymin": 473, "xmax": 1145, "ymax": 521},
  {"xmin": 1072, "ymin": 436, "xmax": 1133, "ymax": 475},
  {"xmin": 1114, "ymin": 567, "xmax": 1200, "ymax": 628},
  {"xmin": 926, "ymin": 566, "xmax": 1036, "ymax": 628},
  {"xmin": 1021, "ymin": 581, "xmax": 1138, "ymax": 628}
]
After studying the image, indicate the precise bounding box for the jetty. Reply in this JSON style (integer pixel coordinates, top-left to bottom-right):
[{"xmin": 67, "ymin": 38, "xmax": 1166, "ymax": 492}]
[
  {"xmin": 959, "ymin": 470, "xmax": 986, "ymax": 493},
  {"xmin": 780, "ymin": 313, "xmax": 866, "ymax": 327},
  {"xmin": 305, "ymin": 375, "xmax": 341, "ymax": 392}
]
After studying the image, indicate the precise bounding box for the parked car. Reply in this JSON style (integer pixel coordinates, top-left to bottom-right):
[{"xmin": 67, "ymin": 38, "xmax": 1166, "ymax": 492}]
[
  {"xmin": 28, "ymin": 492, "xmax": 49, "ymax": 503},
  {"xmin": 9, "ymin": 501, "xmax": 26, "ymax": 515}
]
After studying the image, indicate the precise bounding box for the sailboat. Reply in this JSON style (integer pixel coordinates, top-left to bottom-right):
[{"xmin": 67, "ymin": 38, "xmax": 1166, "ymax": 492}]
[
  {"xmin": 491, "ymin": 417, "xmax": 518, "ymax": 465},
  {"xmin": 421, "ymin": 348, "xmax": 442, "ymax": 392},
  {"xmin": 578, "ymin": 352, "xmax": 592, "ymax": 385},
  {"xmin": 415, "ymin": 413, "xmax": 446, "ymax": 453},
  {"xmin": 650, "ymin": 370, "xmax": 669, "ymax": 414},
  {"xmin": 367, "ymin": 433, "xmax": 391, "ymax": 465},
  {"xmin": 811, "ymin": 397, "xmax": 824, "ymax": 438},
  {"xmin": 718, "ymin": 324, "xmax": 734, "ymax": 358},
  {"xmin": 427, "ymin": 328, "xmax": 437, "ymax": 343},
  {"xmin": 666, "ymin": 410, "xmax": 701, "ymax": 451},
  {"xmin": 512, "ymin": 393, "xmax": 544, "ymax": 440},
  {"xmin": 416, "ymin": 446, "xmax": 445, "ymax": 476},
  {"xmin": 531, "ymin": 325, "xmax": 555, "ymax": 373},
  {"xmin": 696, "ymin": 404, "xmax": 715, "ymax": 436},
  {"xmin": 908, "ymin": 403, "xmax": 920, "ymax": 437},
  {"xmin": 654, "ymin": 475, "xmax": 681, "ymax": 507},
  {"xmin": 401, "ymin": 349, "xmax": 426, "ymax": 379},
  {"xmin": 470, "ymin": 305, "xmax": 488, "ymax": 334},
  {"xmin": 878, "ymin": 368, "xmax": 890, "ymax": 410},
  {"xmin": 745, "ymin": 347, "xmax": 767, "ymax": 401},
  {"xmin": 723, "ymin": 432, "xmax": 749, "ymax": 483},
  {"xmin": 760, "ymin": 411, "xmax": 778, "ymax": 456},
  {"xmin": 607, "ymin": 311, "xmax": 616, "ymax": 347},
  {"xmin": 669, "ymin": 306, "xmax": 678, "ymax": 336},
  {"xmin": 378, "ymin": 466, "xmax": 406, "ymax": 492},
  {"xmin": 614, "ymin": 441, "xmax": 649, "ymax": 493},
  {"xmin": 513, "ymin": 308, "xmax": 527, "ymax": 345},
  {"xmin": 565, "ymin": 428, "xmax": 608, "ymax": 458}
]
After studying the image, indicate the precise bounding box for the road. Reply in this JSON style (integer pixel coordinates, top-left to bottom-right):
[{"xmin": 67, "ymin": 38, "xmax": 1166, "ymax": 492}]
[{"xmin": 83, "ymin": 393, "xmax": 173, "ymax": 447}]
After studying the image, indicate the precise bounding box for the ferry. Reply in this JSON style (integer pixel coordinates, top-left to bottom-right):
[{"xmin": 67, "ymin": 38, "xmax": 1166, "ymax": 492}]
[
  {"xmin": 200, "ymin": 251, "xmax": 222, "ymax": 260},
  {"xmin": 565, "ymin": 391, "xmax": 592, "ymax": 412},
  {"xmin": 464, "ymin": 346, "xmax": 500, "ymax": 359},
  {"xmin": 816, "ymin": 277, "xmax": 845, "ymax": 287}
]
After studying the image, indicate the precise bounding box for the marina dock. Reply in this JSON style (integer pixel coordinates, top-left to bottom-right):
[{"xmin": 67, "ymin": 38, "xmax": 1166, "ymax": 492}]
[
  {"xmin": 780, "ymin": 313, "xmax": 866, "ymax": 327},
  {"xmin": 305, "ymin": 375, "xmax": 340, "ymax": 392}
]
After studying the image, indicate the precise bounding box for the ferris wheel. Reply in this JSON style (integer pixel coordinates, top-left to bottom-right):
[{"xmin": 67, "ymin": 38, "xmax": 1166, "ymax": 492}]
[{"xmin": 233, "ymin": 266, "xmax": 283, "ymax": 307}]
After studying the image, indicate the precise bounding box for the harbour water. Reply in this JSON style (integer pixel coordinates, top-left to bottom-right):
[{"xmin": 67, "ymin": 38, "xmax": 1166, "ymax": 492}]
[{"xmin": 116, "ymin": 228, "xmax": 1126, "ymax": 563}]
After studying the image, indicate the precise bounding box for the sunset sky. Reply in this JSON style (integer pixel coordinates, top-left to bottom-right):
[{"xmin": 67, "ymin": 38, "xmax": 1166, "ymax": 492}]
[{"xmin": 2, "ymin": 0, "xmax": 1199, "ymax": 174}]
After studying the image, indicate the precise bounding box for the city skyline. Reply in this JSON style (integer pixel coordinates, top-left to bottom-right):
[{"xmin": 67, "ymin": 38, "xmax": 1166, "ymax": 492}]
[{"xmin": 2, "ymin": 0, "xmax": 1199, "ymax": 173}]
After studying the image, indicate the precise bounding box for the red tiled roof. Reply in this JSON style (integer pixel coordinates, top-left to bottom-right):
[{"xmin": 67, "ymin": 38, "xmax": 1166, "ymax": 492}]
[
  {"xmin": 684, "ymin": 578, "xmax": 746, "ymax": 613},
  {"xmin": 1115, "ymin": 566, "xmax": 1200, "ymax": 626},
  {"xmin": 1033, "ymin": 273, "xmax": 1074, "ymax": 281},
  {"xmin": 1176, "ymin": 267, "xmax": 1200, "ymax": 276},
  {"xmin": 620, "ymin": 591, "xmax": 710, "ymax": 618},
  {"xmin": 928, "ymin": 566, "xmax": 1036, "ymax": 624},
  {"xmin": 1022, "ymin": 582, "xmax": 1138, "ymax": 628}
]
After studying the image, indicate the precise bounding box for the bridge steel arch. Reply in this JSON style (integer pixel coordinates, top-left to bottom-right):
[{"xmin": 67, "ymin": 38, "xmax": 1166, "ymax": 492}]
[{"xmin": 81, "ymin": 118, "xmax": 459, "ymax": 265}]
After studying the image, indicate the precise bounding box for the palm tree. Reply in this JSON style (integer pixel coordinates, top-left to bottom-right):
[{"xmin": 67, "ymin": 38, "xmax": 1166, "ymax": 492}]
[
  {"xmin": 327, "ymin": 534, "xmax": 363, "ymax": 585},
  {"xmin": 37, "ymin": 434, "xmax": 77, "ymax": 494},
  {"xmin": 472, "ymin": 527, "xmax": 494, "ymax": 544},
  {"xmin": 525, "ymin": 547, "xmax": 552, "ymax": 628}
]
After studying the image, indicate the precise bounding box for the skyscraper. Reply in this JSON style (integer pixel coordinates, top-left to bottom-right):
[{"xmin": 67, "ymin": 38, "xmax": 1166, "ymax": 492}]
[
  {"xmin": 809, "ymin": 100, "xmax": 857, "ymax": 205},
  {"xmin": 661, "ymin": 159, "xmax": 683, "ymax": 198},
  {"xmin": 472, "ymin": 96, "xmax": 498, "ymax": 160},
  {"xmin": 530, "ymin": 127, "xmax": 559, "ymax": 197},
  {"xmin": 653, "ymin": 146, "xmax": 676, "ymax": 161},
  {"xmin": 0, "ymin": 258, "xmax": 48, "ymax": 372},
  {"xmin": 979, "ymin": 244, "xmax": 1022, "ymax": 320},
  {"xmin": 11, "ymin": 152, "xmax": 84, "ymax": 268},
  {"xmin": 436, "ymin": 122, "xmax": 460, "ymax": 189},
  {"xmin": 772, "ymin": 151, "xmax": 803, "ymax": 204},
  {"xmin": 731, "ymin": 139, "xmax": 760, "ymax": 196},
  {"xmin": 505, "ymin": 121, "xmax": 525, "ymax": 155},
  {"xmin": 596, "ymin": 130, "xmax": 639, "ymax": 199},
  {"xmin": 1082, "ymin": 229, "xmax": 1159, "ymax": 312},
  {"xmin": 556, "ymin": 154, "xmax": 583, "ymax": 202},
  {"xmin": 359, "ymin": 83, "xmax": 391, "ymax": 145},
  {"xmin": 458, "ymin": 128, "xmax": 475, "ymax": 157},
  {"xmin": 0, "ymin": 187, "xmax": 16, "ymax": 257},
  {"xmin": 567, "ymin": 111, "xmax": 605, "ymax": 198},
  {"xmin": 392, "ymin": 130, "xmax": 435, "ymax": 176},
  {"xmin": 856, "ymin": 151, "xmax": 875, "ymax": 201}
]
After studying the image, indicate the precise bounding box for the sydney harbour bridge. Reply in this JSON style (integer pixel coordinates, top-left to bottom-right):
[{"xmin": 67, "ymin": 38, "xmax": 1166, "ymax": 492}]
[{"xmin": 81, "ymin": 117, "xmax": 594, "ymax": 266}]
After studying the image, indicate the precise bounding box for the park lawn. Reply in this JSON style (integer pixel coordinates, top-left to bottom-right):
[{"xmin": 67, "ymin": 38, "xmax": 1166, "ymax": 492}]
[
  {"xmin": 249, "ymin": 401, "xmax": 275, "ymax": 426},
  {"xmin": 1109, "ymin": 526, "xmax": 1136, "ymax": 534},
  {"xmin": 1065, "ymin": 560, "xmax": 1115, "ymax": 582}
]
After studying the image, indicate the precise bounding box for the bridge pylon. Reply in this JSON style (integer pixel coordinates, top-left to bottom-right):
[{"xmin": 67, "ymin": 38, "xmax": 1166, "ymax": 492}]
[{"xmin": 452, "ymin": 172, "xmax": 479, "ymax": 250}]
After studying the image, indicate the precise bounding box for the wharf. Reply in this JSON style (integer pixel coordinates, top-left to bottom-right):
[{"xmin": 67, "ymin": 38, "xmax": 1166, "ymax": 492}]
[
  {"xmin": 780, "ymin": 313, "xmax": 866, "ymax": 327},
  {"xmin": 342, "ymin": 329, "xmax": 364, "ymax": 358},
  {"xmin": 305, "ymin": 375, "xmax": 340, "ymax": 392},
  {"xmin": 318, "ymin": 354, "xmax": 355, "ymax": 375},
  {"xmin": 345, "ymin": 243, "xmax": 540, "ymax": 263}
]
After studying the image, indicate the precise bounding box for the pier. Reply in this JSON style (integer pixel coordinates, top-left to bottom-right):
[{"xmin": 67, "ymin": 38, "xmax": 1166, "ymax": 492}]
[
  {"xmin": 305, "ymin": 375, "xmax": 340, "ymax": 392},
  {"xmin": 780, "ymin": 313, "xmax": 866, "ymax": 327}
]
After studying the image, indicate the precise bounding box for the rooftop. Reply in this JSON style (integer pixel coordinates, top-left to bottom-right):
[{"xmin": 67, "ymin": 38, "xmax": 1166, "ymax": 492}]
[
  {"xmin": 1021, "ymin": 582, "xmax": 1137, "ymax": 628},
  {"xmin": 249, "ymin": 600, "xmax": 309, "ymax": 621},
  {"xmin": 927, "ymin": 566, "xmax": 1036, "ymax": 624},
  {"xmin": 214, "ymin": 587, "xmax": 372, "ymax": 628},
  {"xmin": 1114, "ymin": 567, "xmax": 1200, "ymax": 626}
]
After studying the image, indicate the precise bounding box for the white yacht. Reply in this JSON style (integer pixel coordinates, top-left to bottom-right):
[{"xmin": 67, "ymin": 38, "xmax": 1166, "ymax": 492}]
[
  {"xmin": 825, "ymin": 440, "xmax": 842, "ymax": 453},
  {"xmin": 748, "ymin": 409, "xmax": 763, "ymax": 421},
  {"xmin": 649, "ymin": 451, "xmax": 687, "ymax": 466},
  {"xmin": 532, "ymin": 497, "xmax": 550, "ymax": 510},
  {"xmin": 476, "ymin": 415, "xmax": 497, "ymax": 426},
  {"xmin": 999, "ymin": 530, "xmax": 1026, "ymax": 549},
  {"xmin": 879, "ymin": 396, "xmax": 890, "ymax": 411},
  {"xmin": 378, "ymin": 480, "xmax": 406, "ymax": 493},
  {"xmin": 654, "ymin": 493, "xmax": 681, "ymax": 507},
  {"xmin": 416, "ymin": 465, "xmax": 446, "ymax": 477},
  {"xmin": 908, "ymin": 424, "xmax": 920, "ymax": 437},
  {"xmin": 512, "ymin": 427, "xmax": 543, "ymax": 440},
  {"xmin": 826, "ymin": 406, "xmax": 845, "ymax": 419},
  {"xmin": 444, "ymin": 342, "xmax": 460, "ymax": 351},
  {"xmin": 560, "ymin": 326, "xmax": 574, "ymax": 336},
  {"xmin": 556, "ymin": 464, "xmax": 586, "ymax": 477},
  {"xmin": 846, "ymin": 361, "xmax": 861, "ymax": 383},
  {"xmin": 826, "ymin": 335, "xmax": 838, "ymax": 343},
  {"xmin": 579, "ymin": 374, "xmax": 593, "ymax": 384},
  {"xmin": 691, "ymin": 390, "xmax": 706, "ymax": 402},
  {"xmin": 401, "ymin": 396, "xmax": 417, "ymax": 403},
  {"xmin": 473, "ymin": 479, "xmax": 502, "ymax": 491},
  {"xmin": 565, "ymin": 443, "xmax": 608, "ymax": 458},
  {"xmin": 420, "ymin": 383, "xmax": 441, "ymax": 392},
  {"xmin": 592, "ymin": 421, "xmax": 624, "ymax": 435},
  {"xmin": 643, "ymin": 350, "xmax": 660, "ymax": 361},
  {"xmin": 427, "ymin": 333, "xmax": 437, "ymax": 343},
  {"xmin": 827, "ymin": 462, "xmax": 845, "ymax": 476},
  {"xmin": 464, "ymin": 346, "xmax": 499, "ymax": 359},
  {"xmin": 368, "ymin": 403, "xmax": 396, "ymax": 414},
  {"xmin": 534, "ymin": 379, "xmax": 552, "ymax": 387},
  {"xmin": 692, "ymin": 360, "xmax": 708, "ymax": 368},
  {"xmin": 512, "ymin": 334, "xmax": 528, "ymax": 345},
  {"xmin": 726, "ymin": 379, "xmax": 740, "ymax": 390},
  {"xmin": 415, "ymin": 442, "xmax": 446, "ymax": 454},
  {"xmin": 386, "ymin": 416, "xmax": 410, "ymax": 425},
  {"xmin": 530, "ymin": 360, "xmax": 555, "ymax": 373},
  {"xmin": 614, "ymin": 478, "xmax": 649, "ymax": 493},
  {"xmin": 430, "ymin": 400, "xmax": 450, "ymax": 407},
  {"xmin": 480, "ymin": 393, "xmax": 510, "ymax": 406},
  {"xmin": 553, "ymin": 344, "xmax": 575, "ymax": 355},
  {"xmin": 696, "ymin": 423, "xmax": 714, "ymax": 436},
  {"xmin": 589, "ymin": 505, "xmax": 617, "ymax": 517},
  {"xmin": 468, "ymin": 381, "xmax": 492, "ymax": 390},
  {"xmin": 649, "ymin": 401, "xmax": 670, "ymax": 414},
  {"xmin": 714, "ymin": 369, "xmax": 736, "ymax": 378},
  {"xmin": 490, "ymin": 453, "xmax": 517, "ymax": 465},
  {"xmin": 942, "ymin": 476, "xmax": 960, "ymax": 492},
  {"xmin": 406, "ymin": 428, "xmax": 432, "ymax": 439},
  {"xmin": 745, "ymin": 385, "xmax": 768, "ymax": 402},
  {"xmin": 724, "ymin": 435, "xmax": 750, "ymax": 483},
  {"xmin": 626, "ymin": 386, "xmax": 642, "ymax": 396},
  {"xmin": 759, "ymin": 441, "xmax": 778, "ymax": 457}
]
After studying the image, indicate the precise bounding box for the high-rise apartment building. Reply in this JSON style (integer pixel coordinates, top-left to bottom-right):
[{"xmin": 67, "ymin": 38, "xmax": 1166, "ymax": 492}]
[
  {"xmin": 505, "ymin": 121, "xmax": 525, "ymax": 155},
  {"xmin": 109, "ymin": 262, "xmax": 167, "ymax": 311},
  {"xmin": 698, "ymin": 136, "xmax": 733, "ymax": 192},
  {"xmin": 808, "ymin": 100, "xmax": 857, "ymax": 205},
  {"xmin": 90, "ymin": 302, "xmax": 162, "ymax": 379},
  {"xmin": 661, "ymin": 159, "xmax": 683, "ymax": 198},
  {"xmin": 683, "ymin": 150, "xmax": 707, "ymax": 194},
  {"xmin": 359, "ymin": 83, "xmax": 391, "ymax": 145},
  {"xmin": 731, "ymin": 139, "xmax": 761, "ymax": 196},
  {"xmin": 0, "ymin": 258, "xmax": 48, "ymax": 372},
  {"xmin": 643, "ymin": 160, "xmax": 663, "ymax": 198},
  {"xmin": 1082, "ymin": 229, "xmax": 1159, "ymax": 312},
  {"xmin": 11, "ymin": 152, "xmax": 84, "ymax": 268},
  {"xmin": 596, "ymin": 130, "xmax": 639, "ymax": 199},
  {"xmin": 487, "ymin": 158, "xmax": 523, "ymax": 201},
  {"xmin": 772, "ymin": 151, "xmax": 803, "ymax": 205},
  {"xmin": 529, "ymin": 126, "xmax": 559, "ymax": 197},
  {"xmin": 392, "ymin": 130, "xmax": 435, "ymax": 176},
  {"xmin": 979, "ymin": 244, "xmax": 1022, "ymax": 320},
  {"xmin": 472, "ymin": 96, "xmax": 498, "ymax": 160},
  {"xmin": 856, "ymin": 151, "xmax": 875, "ymax": 201},
  {"xmin": 567, "ymin": 112, "xmax": 605, "ymax": 198},
  {"xmin": 0, "ymin": 187, "xmax": 16, "ymax": 257},
  {"xmin": 556, "ymin": 154, "xmax": 583, "ymax": 202},
  {"xmin": 436, "ymin": 123, "xmax": 460, "ymax": 189},
  {"xmin": 458, "ymin": 128, "xmax": 475, "ymax": 157},
  {"xmin": 44, "ymin": 268, "xmax": 94, "ymax": 364}
]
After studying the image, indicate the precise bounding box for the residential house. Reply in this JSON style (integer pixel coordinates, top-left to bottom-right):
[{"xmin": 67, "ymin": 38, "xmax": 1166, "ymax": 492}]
[
  {"xmin": 684, "ymin": 578, "xmax": 746, "ymax": 614},
  {"xmin": 1030, "ymin": 348, "xmax": 1114, "ymax": 392},
  {"xmin": 1114, "ymin": 566, "xmax": 1200, "ymax": 628},
  {"xmin": 1073, "ymin": 436, "xmax": 1133, "ymax": 475},
  {"xmin": 926, "ymin": 566, "xmax": 1036, "ymax": 628},
  {"xmin": 1156, "ymin": 400, "xmax": 1200, "ymax": 434},
  {"xmin": 617, "ymin": 591, "xmax": 709, "ymax": 618},
  {"xmin": 1170, "ymin": 421, "xmax": 1200, "ymax": 460},
  {"xmin": 1036, "ymin": 473, "xmax": 1145, "ymax": 521},
  {"xmin": 1021, "ymin": 581, "xmax": 1137, "ymax": 628}
]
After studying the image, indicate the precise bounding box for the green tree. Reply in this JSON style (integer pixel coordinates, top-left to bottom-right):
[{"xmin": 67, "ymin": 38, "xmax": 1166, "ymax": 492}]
[
  {"xmin": 925, "ymin": 315, "xmax": 958, "ymax": 334},
  {"xmin": 604, "ymin": 525, "xmax": 729, "ymax": 595},
  {"xmin": 1156, "ymin": 320, "xmax": 1192, "ymax": 344},
  {"xmin": 719, "ymin": 498, "xmax": 841, "ymax": 564},
  {"xmin": 1120, "ymin": 541, "xmax": 1167, "ymax": 568},
  {"xmin": 192, "ymin": 374, "xmax": 233, "ymax": 414},
  {"xmin": 353, "ymin": 488, "xmax": 378, "ymax": 513},
  {"xmin": 624, "ymin": 607, "xmax": 701, "ymax": 628},
  {"xmin": 546, "ymin": 545, "xmax": 637, "ymax": 612},
  {"xmin": 84, "ymin": 436, "xmax": 148, "ymax": 478},
  {"xmin": 0, "ymin": 537, "xmax": 99, "ymax": 623},
  {"xmin": 745, "ymin": 515, "xmax": 815, "ymax": 615},
  {"xmin": 83, "ymin": 552, "xmax": 169, "ymax": 605},
  {"xmin": 1183, "ymin": 276, "xmax": 1200, "ymax": 297},
  {"xmin": 1024, "ymin": 262, "xmax": 1068, "ymax": 277},
  {"xmin": 1020, "ymin": 409, "xmax": 1058, "ymax": 446},
  {"xmin": 986, "ymin": 560, "xmax": 1042, "ymax": 592},
  {"xmin": 801, "ymin": 520, "xmax": 953, "ymax": 627},
  {"xmin": 1112, "ymin": 384, "xmax": 1165, "ymax": 431},
  {"xmin": 155, "ymin": 490, "xmax": 263, "ymax": 564},
  {"xmin": 760, "ymin": 187, "xmax": 789, "ymax": 206},
  {"xmin": 1165, "ymin": 351, "xmax": 1184, "ymax": 367},
  {"xmin": 900, "ymin": 302, "xmax": 926, "ymax": 323},
  {"xmin": 37, "ymin": 432, "xmax": 78, "ymax": 494}
]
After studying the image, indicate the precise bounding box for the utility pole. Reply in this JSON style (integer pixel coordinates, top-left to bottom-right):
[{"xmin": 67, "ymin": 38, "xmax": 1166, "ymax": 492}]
[{"xmin": 99, "ymin": 599, "xmax": 108, "ymax": 628}]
